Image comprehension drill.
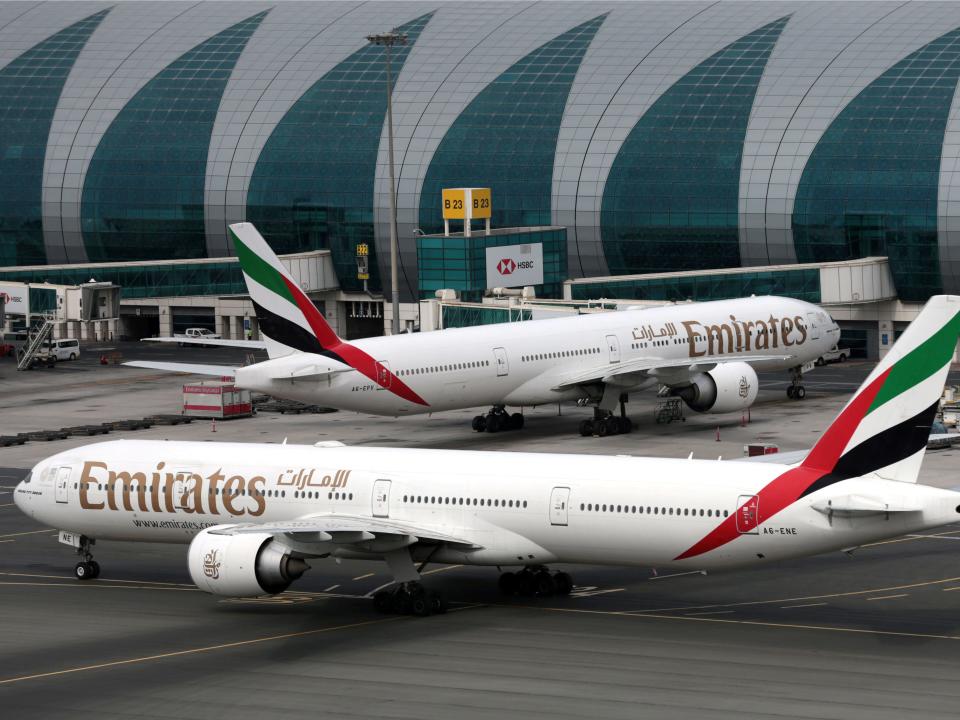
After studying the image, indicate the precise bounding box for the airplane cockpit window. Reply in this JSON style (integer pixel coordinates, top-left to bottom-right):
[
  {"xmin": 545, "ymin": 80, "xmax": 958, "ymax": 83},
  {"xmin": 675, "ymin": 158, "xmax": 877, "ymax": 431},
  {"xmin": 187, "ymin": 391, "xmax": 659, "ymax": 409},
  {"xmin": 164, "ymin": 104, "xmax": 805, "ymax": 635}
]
[{"xmin": 22, "ymin": 471, "xmax": 31, "ymax": 484}]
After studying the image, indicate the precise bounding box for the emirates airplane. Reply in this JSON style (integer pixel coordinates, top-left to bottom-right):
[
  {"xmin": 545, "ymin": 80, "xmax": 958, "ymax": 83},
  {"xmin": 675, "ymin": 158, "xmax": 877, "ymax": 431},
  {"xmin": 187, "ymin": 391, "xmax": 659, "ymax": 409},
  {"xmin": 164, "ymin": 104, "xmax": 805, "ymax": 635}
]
[
  {"xmin": 15, "ymin": 296, "xmax": 960, "ymax": 615},
  {"xmin": 129, "ymin": 223, "xmax": 839, "ymax": 436}
]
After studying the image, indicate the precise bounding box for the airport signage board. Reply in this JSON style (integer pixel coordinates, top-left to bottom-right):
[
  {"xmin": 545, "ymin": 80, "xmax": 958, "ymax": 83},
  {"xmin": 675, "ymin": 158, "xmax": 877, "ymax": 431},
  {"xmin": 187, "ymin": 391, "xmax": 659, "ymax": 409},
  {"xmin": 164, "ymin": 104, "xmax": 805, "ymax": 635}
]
[
  {"xmin": 0, "ymin": 283, "xmax": 27, "ymax": 314},
  {"xmin": 442, "ymin": 187, "xmax": 491, "ymax": 220},
  {"xmin": 485, "ymin": 243, "xmax": 543, "ymax": 288}
]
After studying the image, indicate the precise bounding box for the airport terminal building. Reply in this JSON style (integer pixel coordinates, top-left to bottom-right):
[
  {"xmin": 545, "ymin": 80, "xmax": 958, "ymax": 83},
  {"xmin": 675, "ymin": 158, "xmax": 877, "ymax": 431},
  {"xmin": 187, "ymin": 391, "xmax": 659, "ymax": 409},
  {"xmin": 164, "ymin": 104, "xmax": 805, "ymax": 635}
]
[{"xmin": 1, "ymin": 1, "xmax": 959, "ymax": 353}]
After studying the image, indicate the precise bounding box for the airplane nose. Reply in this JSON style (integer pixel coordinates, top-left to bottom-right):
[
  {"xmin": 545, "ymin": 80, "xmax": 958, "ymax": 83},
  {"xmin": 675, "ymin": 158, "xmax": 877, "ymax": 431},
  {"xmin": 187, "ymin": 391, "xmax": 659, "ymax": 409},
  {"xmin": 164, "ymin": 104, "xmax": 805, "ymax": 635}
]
[{"xmin": 13, "ymin": 480, "xmax": 25, "ymax": 512}]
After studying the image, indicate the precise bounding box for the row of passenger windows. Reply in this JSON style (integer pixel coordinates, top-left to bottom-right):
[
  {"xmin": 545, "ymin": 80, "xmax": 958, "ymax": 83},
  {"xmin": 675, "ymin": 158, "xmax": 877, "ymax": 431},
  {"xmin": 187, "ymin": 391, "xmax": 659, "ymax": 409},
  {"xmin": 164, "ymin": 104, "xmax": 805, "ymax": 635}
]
[
  {"xmin": 521, "ymin": 347, "xmax": 600, "ymax": 363},
  {"xmin": 75, "ymin": 482, "xmax": 351, "ymax": 502},
  {"xmin": 293, "ymin": 490, "xmax": 354, "ymax": 500},
  {"xmin": 403, "ymin": 494, "xmax": 528, "ymax": 509},
  {"xmin": 397, "ymin": 360, "xmax": 489, "ymax": 376},
  {"xmin": 581, "ymin": 502, "xmax": 728, "ymax": 518}
]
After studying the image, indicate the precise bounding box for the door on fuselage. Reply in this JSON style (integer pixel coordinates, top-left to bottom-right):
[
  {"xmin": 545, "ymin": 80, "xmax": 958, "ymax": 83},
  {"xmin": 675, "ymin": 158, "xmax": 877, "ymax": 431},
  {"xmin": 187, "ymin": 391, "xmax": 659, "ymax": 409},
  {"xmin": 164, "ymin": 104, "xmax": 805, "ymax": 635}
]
[
  {"xmin": 372, "ymin": 479, "xmax": 391, "ymax": 518},
  {"xmin": 550, "ymin": 487, "xmax": 570, "ymax": 526},
  {"xmin": 54, "ymin": 466, "xmax": 71, "ymax": 504},
  {"xmin": 493, "ymin": 347, "xmax": 509, "ymax": 376},
  {"xmin": 736, "ymin": 494, "xmax": 759, "ymax": 535},
  {"xmin": 606, "ymin": 335, "xmax": 620, "ymax": 363},
  {"xmin": 806, "ymin": 312, "xmax": 820, "ymax": 341},
  {"xmin": 376, "ymin": 360, "xmax": 391, "ymax": 389}
]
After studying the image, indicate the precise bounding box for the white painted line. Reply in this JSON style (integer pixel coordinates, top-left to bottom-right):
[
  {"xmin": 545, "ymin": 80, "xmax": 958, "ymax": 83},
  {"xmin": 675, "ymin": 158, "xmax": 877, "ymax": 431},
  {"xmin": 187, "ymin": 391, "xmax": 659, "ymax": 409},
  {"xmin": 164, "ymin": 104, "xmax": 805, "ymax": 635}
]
[
  {"xmin": 780, "ymin": 602, "xmax": 828, "ymax": 609},
  {"xmin": 352, "ymin": 573, "xmax": 374, "ymax": 581},
  {"xmin": 942, "ymin": 587, "xmax": 960, "ymax": 592},
  {"xmin": 422, "ymin": 564, "xmax": 462, "ymax": 576},
  {"xmin": 906, "ymin": 534, "xmax": 960, "ymax": 541},
  {"xmin": 685, "ymin": 610, "xmax": 735, "ymax": 616},
  {"xmin": 866, "ymin": 594, "xmax": 909, "ymax": 601},
  {"xmin": 570, "ymin": 588, "xmax": 625, "ymax": 598},
  {"xmin": 323, "ymin": 584, "xmax": 340, "ymax": 592}
]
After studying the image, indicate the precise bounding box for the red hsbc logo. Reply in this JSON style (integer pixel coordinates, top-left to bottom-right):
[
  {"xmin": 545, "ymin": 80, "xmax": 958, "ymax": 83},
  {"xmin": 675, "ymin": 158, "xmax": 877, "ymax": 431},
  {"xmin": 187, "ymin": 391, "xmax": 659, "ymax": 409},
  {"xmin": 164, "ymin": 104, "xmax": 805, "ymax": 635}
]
[{"xmin": 497, "ymin": 259, "xmax": 516, "ymax": 275}]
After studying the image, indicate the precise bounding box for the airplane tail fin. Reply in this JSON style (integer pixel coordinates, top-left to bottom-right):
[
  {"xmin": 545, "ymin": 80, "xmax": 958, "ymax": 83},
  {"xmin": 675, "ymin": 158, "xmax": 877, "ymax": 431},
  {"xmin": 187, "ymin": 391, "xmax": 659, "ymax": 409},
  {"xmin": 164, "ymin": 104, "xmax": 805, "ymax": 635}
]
[
  {"xmin": 800, "ymin": 295, "xmax": 960, "ymax": 486},
  {"xmin": 228, "ymin": 222, "xmax": 342, "ymax": 360}
]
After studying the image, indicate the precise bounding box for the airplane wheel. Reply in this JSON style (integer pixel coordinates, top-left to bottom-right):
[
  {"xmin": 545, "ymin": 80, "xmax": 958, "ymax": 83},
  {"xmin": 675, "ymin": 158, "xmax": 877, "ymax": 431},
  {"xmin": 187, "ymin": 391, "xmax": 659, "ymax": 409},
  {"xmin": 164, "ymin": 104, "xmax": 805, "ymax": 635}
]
[
  {"xmin": 597, "ymin": 419, "xmax": 610, "ymax": 437},
  {"xmin": 553, "ymin": 572, "xmax": 573, "ymax": 595},
  {"xmin": 410, "ymin": 588, "xmax": 431, "ymax": 617},
  {"xmin": 796, "ymin": 386, "xmax": 806, "ymax": 400},
  {"xmin": 535, "ymin": 571, "xmax": 556, "ymax": 596},
  {"xmin": 517, "ymin": 571, "xmax": 537, "ymax": 597},
  {"xmin": 373, "ymin": 590, "xmax": 393, "ymax": 614},
  {"xmin": 579, "ymin": 420, "xmax": 593, "ymax": 437},
  {"xmin": 510, "ymin": 413, "xmax": 524, "ymax": 430},
  {"xmin": 472, "ymin": 415, "xmax": 486, "ymax": 432},
  {"xmin": 486, "ymin": 414, "xmax": 501, "ymax": 433},
  {"xmin": 618, "ymin": 417, "xmax": 633, "ymax": 434},
  {"xmin": 89, "ymin": 561, "xmax": 101, "ymax": 579},
  {"xmin": 839, "ymin": 354, "xmax": 847, "ymax": 362},
  {"xmin": 430, "ymin": 591, "xmax": 448, "ymax": 615},
  {"xmin": 786, "ymin": 386, "xmax": 796, "ymax": 399},
  {"xmin": 74, "ymin": 562, "xmax": 93, "ymax": 581},
  {"xmin": 393, "ymin": 588, "xmax": 412, "ymax": 615},
  {"xmin": 498, "ymin": 572, "xmax": 518, "ymax": 596}
]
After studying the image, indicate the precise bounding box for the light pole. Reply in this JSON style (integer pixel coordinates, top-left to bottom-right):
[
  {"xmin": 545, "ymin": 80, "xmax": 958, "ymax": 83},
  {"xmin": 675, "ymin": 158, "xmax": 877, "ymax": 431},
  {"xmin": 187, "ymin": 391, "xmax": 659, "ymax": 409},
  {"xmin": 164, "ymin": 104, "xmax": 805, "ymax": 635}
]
[{"xmin": 367, "ymin": 30, "xmax": 407, "ymax": 335}]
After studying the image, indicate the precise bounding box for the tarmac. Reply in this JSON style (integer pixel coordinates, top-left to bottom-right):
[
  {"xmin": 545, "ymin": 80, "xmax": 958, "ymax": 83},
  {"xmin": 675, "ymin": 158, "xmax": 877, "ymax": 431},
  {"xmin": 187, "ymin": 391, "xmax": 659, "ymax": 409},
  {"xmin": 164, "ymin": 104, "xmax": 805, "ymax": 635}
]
[{"xmin": 1, "ymin": 343, "xmax": 959, "ymax": 718}]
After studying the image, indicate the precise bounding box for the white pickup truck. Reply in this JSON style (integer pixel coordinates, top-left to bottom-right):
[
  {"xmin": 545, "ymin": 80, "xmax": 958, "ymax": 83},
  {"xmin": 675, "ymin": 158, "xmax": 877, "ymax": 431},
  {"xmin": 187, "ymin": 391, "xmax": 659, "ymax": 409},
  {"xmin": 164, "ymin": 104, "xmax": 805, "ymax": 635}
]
[
  {"xmin": 177, "ymin": 328, "xmax": 221, "ymax": 347},
  {"xmin": 815, "ymin": 344, "xmax": 849, "ymax": 365}
]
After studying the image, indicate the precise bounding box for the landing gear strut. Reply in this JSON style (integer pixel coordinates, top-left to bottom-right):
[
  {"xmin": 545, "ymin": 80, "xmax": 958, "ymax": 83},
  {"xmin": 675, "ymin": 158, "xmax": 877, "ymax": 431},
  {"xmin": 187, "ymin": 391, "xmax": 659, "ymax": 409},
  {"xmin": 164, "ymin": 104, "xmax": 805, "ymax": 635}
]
[
  {"xmin": 373, "ymin": 582, "xmax": 448, "ymax": 616},
  {"xmin": 579, "ymin": 394, "xmax": 633, "ymax": 437},
  {"xmin": 73, "ymin": 536, "xmax": 99, "ymax": 580},
  {"xmin": 786, "ymin": 366, "xmax": 806, "ymax": 400},
  {"xmin": 498, "ymin": 566, "xmax": 574, "ymax": 597},
  {"xmin": 472, "ymin": 405, "xmax": 524, "ymax": 433}
]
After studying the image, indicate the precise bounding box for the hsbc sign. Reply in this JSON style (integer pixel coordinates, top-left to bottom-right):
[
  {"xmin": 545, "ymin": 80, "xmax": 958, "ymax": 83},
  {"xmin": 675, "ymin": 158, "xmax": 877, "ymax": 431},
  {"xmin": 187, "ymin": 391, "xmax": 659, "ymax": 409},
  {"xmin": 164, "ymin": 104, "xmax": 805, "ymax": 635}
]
[
  {"xmin": 0, "ymin": 283, "xmax": 27, "ymax": 315},
  {"xmin": 485, "ymin": 243, "xmax": 543, "ymax": 289}
]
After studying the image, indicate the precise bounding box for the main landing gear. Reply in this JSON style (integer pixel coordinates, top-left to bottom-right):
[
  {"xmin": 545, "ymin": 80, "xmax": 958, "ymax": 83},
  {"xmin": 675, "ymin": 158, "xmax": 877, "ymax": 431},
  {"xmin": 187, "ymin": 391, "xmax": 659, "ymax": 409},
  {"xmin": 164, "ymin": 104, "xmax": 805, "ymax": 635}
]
[
  {"xmin": 73, "ymin": 536, "xmax": 100, "ymax": 580},
  {"xmin": 498, "ymin": 567, "xmax": 574, "ymax": 597},
  {"xmin": 472, "ymin": 405, "xmax": 524, "ymax": 433},
  {"xmin": 579, "ymin": 393, "xmax": 633, "ymax": 437},
  {"xmin": 786, "ymin": 366, "xmax": 806, "ymax": 400},
  {"xmin": 373, "ymin": 582, "xmax": 448, "ymax": 616}
]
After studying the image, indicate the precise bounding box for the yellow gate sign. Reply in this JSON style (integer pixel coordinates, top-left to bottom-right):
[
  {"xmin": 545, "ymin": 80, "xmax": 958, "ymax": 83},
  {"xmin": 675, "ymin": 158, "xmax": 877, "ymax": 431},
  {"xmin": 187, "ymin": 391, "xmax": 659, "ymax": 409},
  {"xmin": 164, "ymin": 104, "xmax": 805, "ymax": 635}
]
[{"xmin": 442, "ymin": 188, "xmax": 491, "ymax": 220}]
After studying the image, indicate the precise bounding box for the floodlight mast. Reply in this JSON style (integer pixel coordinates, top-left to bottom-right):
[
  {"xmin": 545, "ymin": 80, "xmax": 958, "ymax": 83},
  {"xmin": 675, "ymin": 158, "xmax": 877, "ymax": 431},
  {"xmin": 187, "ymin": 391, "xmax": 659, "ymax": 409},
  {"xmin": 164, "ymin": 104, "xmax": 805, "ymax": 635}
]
[{"xmin": 367, "ymin": 30, "xmax": 407, "ymax": 335}]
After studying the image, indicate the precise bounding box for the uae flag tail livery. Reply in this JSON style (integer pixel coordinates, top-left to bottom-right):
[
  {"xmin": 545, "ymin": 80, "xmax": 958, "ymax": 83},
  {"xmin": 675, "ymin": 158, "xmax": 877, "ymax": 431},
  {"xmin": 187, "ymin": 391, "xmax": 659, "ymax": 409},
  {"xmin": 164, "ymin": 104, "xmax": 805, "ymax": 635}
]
[
  {"xmin": 228, "ymin": 223, "xmax": 427, "ymax": 406},
  {"xmin": 677, "ymin": 295, "xmax": 960, "ymax": 561}
]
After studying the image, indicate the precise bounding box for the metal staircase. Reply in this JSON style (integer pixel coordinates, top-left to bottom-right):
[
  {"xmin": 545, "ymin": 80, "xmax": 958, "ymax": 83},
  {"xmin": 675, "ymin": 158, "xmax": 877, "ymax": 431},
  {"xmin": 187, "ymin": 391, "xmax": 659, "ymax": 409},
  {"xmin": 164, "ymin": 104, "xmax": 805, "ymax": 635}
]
[{"xmin": 16, "ymin": 316, "xmax": 56, "ymax": 371}]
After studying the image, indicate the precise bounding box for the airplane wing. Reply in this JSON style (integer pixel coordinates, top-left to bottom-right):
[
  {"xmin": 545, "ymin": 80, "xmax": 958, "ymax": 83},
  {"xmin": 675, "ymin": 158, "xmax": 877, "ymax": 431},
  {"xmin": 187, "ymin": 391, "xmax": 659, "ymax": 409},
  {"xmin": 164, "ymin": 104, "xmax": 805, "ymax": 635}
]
[
  {"xmin": 142, "ymin": 336, "xmax": 267, "ymax": 350},
  {"xmin": 552, "ymin": 353, "xmax": 793, "ymax": 391},
  {"xmin": 124, "ymin": 361, "xmax": 238, "ymax": 376},
  {"xmin": 210, "ymin": 514, "xmax": 483, "ymax": 552}
]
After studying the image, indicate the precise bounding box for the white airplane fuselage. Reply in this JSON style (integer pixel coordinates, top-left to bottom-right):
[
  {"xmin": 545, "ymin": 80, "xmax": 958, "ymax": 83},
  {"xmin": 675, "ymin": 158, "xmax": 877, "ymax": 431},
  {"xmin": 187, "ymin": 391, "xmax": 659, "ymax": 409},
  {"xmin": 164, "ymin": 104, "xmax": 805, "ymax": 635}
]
[
  {"xmin": 16, "ymin": 440, "xmax": 958, "ymax": 572},
  {"xmin": 236, "ymin": 296, "xmax": 839, "ymax": 415}
]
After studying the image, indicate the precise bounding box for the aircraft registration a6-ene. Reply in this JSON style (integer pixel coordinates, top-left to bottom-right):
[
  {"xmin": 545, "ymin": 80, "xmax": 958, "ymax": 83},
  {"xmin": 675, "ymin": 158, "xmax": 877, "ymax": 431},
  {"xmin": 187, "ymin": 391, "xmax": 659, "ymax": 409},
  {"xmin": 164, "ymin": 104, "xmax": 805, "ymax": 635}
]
[
  {"xmin": 128, "ymin": 223, "xmax": 840, "ymax": 437},
  {"xmin": 15, "ymin": 296, "xmax": 960, "ymax": 615}
]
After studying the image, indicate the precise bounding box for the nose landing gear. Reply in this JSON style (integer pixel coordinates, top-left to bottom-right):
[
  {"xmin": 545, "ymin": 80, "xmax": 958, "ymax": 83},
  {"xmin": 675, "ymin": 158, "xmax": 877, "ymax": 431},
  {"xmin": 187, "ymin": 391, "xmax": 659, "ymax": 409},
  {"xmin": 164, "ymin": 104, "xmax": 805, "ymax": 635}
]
[
  {"xmin": 472, "ymin": 405, "xmax": 524, "ymax": 433},
  {"xmin": 73, "ymin": 536, "xmax": 100, "ymax": 580}
]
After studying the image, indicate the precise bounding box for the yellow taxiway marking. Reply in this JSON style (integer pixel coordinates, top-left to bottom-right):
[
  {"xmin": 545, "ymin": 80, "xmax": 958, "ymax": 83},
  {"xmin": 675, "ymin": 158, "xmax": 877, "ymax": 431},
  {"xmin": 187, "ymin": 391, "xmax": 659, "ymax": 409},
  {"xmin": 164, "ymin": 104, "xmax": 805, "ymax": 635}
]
[
  {"xmin": 648, "ymin": 570, "xmax": 703, "ymax": 581},
  {"xmin": 685, "ymin": 610, "xmax": 734, "ymax": 616},
  {"xmin": 0, "ymin": 581, "xmax": 197, "ymax": 592},
  {"xmin": 780, "ymin": 602, "xmax": 828, "ymax": 609},
  {"xmin": 943, "ymin": 586, "xmax": 960, "ymax": 592},
  {"xmin": 534, "ymin": 606, "xmax": 960, "ymax": 642},
  {"xmin": 352, "ymin": 573, "xmax": 375, "ymax": 581},
  {"xmin": 422, "ymin": 564, "xmax": 463, "ymax": 576},
  {"xmin": 0, "ymin": 616, "xmax": 401, "ymax": 686},
  {"xmin": 866, "ymin": 594, "xmax": 909, "ymax": 601},
  {"xmin": 0, "ymin": 540, "xmax": 14, "ymax": 544},
  {"xmin": 632, "ymin": 575, "xmax": 960, "ymax": 614},
  {"xmin": 0, "ymin": 503, "xmax": 16, "ymax": 507},
  {"xmin": 0, "ymin": 529, "xmax": 52, "ymax": 539},
  {"xmin": 0, "ymin": 571, "xmax": 195, "ymax": 587}
]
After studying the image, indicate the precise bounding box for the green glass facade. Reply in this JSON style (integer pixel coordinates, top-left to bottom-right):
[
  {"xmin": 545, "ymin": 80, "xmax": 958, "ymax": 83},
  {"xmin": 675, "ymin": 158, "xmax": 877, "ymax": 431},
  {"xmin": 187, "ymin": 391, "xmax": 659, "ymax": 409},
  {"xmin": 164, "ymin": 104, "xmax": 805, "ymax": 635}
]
[
  {"xmin": 0, "ymin": 10, "xmax": 108, "ymax": 267},
  {"xmin": 418, "ymin": 16, "xmax": 605, "ymax": 235},
  {"xmin": 0, "ymin": 261, "xmax": 247, "ymax": 299},
  {"xmin": 601, "ymin": 17, "xmax": 788, "ymax": 276},
  {"xmin": 569, "ymin": 267, "xmax": 820, "ymax": 303},
  {"xmin": 81, "ymin": 11, "xmax": 268, "ymax": 263},
  {"xmin": 418, "ymin": 227, "xmax": 567, "ymax": 300},
  {"xmin": 247, "ymin": 13, "xmax": 432, "ymax": 293},
  {"xmin": 440, "ymin": 304, "xmax": 532, "ymax": 329},
  {"xmin": 792, "ymin": 27, "xmax": 960, "ymax": 301}
]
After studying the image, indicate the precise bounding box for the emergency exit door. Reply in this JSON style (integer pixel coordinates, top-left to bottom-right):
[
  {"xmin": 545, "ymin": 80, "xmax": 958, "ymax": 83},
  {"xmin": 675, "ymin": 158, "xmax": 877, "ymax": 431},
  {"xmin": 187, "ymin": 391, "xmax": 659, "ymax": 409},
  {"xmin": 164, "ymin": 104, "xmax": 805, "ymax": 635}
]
[
  {"xmin": 807, "ymin": 312, "xmax": 820, "ymax": 340},
  {"xmin": 493, "ymin": 347, "xmax": 509, "ymax": 376},
  {"xmin": 606, "ymin": 334, "xmax": 621, "ymax": 363},
  {"xmin": 550, "ymin": 487, "xmax": 570, "ymax": 526},
  {"xmin": 54, "ymin": 466, "xmax": 71, "ymax": 504},
  {"xmin": 372, "ymin": 479, "xmax": 391, "ymax": 518}
]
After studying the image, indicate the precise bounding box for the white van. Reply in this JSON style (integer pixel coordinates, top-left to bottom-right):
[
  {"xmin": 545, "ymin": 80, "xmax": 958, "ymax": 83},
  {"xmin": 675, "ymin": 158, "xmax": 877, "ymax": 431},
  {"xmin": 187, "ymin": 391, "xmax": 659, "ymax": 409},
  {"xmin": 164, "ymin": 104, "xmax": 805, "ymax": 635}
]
[{"xmin": 50, "ymin": 339, "xmax": 80, "ymax": 361}]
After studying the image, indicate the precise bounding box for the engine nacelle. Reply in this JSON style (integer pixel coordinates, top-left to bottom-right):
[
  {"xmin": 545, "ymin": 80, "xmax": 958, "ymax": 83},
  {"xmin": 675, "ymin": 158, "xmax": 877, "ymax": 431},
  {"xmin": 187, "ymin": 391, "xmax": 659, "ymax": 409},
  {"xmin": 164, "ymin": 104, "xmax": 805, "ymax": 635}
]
[
  {"xmin": 674, "ymin": 361, "xmax": 758, "ymax": 414},
  {"xmin": 188, "ymin": 527, "xmax": 309, "ymax": 597}
]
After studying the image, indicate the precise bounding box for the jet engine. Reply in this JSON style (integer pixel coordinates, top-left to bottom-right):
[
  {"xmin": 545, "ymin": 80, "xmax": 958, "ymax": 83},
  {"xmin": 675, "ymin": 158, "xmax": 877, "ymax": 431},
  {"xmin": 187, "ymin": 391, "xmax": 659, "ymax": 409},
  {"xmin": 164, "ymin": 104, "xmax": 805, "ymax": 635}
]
[
  {"xmin": 188, "ymin": 527, "xmax": 309, "ymax": 597},
  {"xmin": 673, "ymin": 361, "xmax": 758, "ymax": 414}
]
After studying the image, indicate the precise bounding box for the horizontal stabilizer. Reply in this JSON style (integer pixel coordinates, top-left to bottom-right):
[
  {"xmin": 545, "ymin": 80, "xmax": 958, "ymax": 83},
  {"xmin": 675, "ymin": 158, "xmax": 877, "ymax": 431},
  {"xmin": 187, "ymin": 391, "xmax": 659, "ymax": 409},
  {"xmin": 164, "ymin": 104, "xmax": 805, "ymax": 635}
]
[
  {"xmin": 733, "ymin": 449, "xmax": 808, "ymax": 465},
  {"xmin": 124, "ymin": 361, "xmax": 237, "ymax": 377},
  {"xmin": 810, "ymin": 494, "xmax": 923, "ymax": 517},
  {"xmin": 142, "ymin": 336, "xmax": 267, "ymax": 350}
]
